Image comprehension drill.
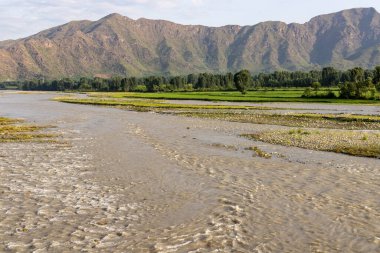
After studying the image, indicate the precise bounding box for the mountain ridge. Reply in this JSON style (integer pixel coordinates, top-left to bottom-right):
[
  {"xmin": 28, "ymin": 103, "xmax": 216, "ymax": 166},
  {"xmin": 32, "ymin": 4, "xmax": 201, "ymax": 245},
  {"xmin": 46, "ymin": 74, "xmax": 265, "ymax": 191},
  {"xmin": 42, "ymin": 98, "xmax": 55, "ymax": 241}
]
[{"xmin": 0, "ymin": 7, "xmax": 380, "ymax": 80}]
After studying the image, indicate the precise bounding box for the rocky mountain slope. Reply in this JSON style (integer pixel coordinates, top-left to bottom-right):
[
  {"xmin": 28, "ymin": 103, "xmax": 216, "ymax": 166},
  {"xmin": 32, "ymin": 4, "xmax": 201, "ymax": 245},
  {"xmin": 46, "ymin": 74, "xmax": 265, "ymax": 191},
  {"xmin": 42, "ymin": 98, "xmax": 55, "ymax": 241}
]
[{"xmin": 0, "ymin": 8, "xmax": 379, "ymax": 80}]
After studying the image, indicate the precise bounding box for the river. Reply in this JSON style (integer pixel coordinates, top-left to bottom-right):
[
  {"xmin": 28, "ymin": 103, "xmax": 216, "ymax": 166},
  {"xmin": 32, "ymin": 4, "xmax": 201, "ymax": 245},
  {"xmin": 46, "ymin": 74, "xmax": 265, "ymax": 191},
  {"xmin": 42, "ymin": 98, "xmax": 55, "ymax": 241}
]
[{"xmin": 0, "ymin": 92, "xmax": 379, "ymax": 252}]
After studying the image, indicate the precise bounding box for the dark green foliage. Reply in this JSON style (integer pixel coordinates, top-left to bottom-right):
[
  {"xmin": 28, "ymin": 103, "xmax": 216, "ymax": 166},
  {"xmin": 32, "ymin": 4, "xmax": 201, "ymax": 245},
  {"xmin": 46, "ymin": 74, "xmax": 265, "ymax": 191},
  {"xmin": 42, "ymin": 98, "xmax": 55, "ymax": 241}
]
[
  {"xmin": 348, "ymin": 67, "xmax": 365, "ymax": 83},
  {"xmin": 252, "ymin": 70, "xmax": 320, "ymax": 88},
  {"xmin": 321, "ymin": 67, "xmax": 339, "ymax": 86},
  {"xmin": 9, "ymin": 66, "xmax": 380, "ymax": 99},
  {"xmin": 373, "ymin": 66, "xmax": 380, "ymax": 87},
  {"xmin": 79, "ymin": 77, "xmax": 92, "ymax": 91},
  {"xmin": 339, "ymin": 79, "xmax": 377, "ymax": 99},
  {"xmin": 234, "ymin": 70, "xmax": 252, "ymax": 94}
]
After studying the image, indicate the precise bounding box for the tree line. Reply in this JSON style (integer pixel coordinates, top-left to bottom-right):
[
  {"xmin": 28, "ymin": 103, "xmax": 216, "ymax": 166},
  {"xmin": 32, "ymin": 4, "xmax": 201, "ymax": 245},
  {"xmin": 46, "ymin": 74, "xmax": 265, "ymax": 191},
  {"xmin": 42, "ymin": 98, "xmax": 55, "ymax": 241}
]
[
  {"xmin": 301, "ymin": 67, "xmax": 380, "ymax": 99},
  {"xmin": 2, "ymin": 66, "xmax": 380, "ymax": 98}
]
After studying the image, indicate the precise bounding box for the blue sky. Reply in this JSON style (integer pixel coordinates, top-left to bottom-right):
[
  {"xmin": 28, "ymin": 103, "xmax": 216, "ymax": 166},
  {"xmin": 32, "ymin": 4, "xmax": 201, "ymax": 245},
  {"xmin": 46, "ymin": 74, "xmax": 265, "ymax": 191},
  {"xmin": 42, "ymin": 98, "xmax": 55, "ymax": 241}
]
[{"xmin": 0, "ymin": 0, "xmax": 379, "ymax": 40}]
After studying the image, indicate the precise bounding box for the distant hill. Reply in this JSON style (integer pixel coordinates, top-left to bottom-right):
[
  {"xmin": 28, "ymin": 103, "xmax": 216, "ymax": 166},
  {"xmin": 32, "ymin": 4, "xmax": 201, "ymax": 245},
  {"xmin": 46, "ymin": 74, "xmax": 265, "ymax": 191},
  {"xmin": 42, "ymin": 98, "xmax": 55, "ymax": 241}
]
[{"xmin": 0, "ymin": 8, "xmax": 380, "ymax": 80}]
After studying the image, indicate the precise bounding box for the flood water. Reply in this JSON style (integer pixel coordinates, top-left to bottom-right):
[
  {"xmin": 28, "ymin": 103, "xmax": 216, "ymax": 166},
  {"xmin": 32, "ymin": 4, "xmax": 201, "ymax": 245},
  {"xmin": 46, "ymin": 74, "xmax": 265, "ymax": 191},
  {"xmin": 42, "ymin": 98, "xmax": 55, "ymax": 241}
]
[{"xmin": 0, "ymin": 92, "xmax": 379, "ymax": 252}]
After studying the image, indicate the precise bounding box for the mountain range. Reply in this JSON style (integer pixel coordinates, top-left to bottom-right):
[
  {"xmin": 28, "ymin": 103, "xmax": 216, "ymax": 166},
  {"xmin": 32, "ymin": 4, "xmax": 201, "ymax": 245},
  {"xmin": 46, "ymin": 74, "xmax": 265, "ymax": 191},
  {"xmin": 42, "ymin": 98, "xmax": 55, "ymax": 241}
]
[{"xmin": 0, "ymin": 7, "xmax": 380, "ymax": 80}]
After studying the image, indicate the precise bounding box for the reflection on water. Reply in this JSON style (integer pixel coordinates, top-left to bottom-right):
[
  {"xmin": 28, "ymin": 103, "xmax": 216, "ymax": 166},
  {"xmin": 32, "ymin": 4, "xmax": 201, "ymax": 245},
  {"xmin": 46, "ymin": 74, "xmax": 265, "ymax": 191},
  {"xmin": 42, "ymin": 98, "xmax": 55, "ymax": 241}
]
[{"xmin": 0, "ymin": 92, "xmax": 379, "ymax": 252}]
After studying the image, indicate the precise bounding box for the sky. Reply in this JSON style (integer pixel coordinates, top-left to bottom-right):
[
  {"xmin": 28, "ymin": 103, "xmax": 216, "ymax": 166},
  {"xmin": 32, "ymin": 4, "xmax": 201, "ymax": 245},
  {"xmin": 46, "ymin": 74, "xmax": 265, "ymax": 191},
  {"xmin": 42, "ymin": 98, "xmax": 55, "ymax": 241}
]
[{"xmin": 0, "ymin": 0, "xmax": 379, "ymax": 41}]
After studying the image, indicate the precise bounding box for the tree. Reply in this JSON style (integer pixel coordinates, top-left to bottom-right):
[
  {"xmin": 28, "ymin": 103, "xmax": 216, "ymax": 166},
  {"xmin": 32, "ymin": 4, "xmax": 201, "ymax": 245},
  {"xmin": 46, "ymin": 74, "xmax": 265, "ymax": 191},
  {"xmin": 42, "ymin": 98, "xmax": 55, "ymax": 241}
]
[
  {"xmin": 349, "ymin": 67, "xmax": 365, "ymax": 83},
  {"xmin": 196, "ymin": 73, "xmax": 210, "ymax": 90},
  {"xmin": 110, "ymin": 76, "xmax": 122, "ymax": 91},
  {"xmin": 134, "ymin": 85, "xmax": 147, "ymax": 92},
  {"xmin": 311, "ymin": 81, "xmax": 321, "ymax": 94},
  {"xmin": 339, "ymin": 78, "xmax": 376, "ymax": 99},
  {"xmin": 365, "ymin": 69, "xmax": 374, "ymax": 80},
  {"xmin": 234, "ymin": 70, "xmax": 251, "ymax": 94},
  {"xmin": 373, "ymin": 66, "xmax": 380, "ymax": 85},
  {"xmin": 145, "ymin": 76, "xmax": 164, "ymax": 92},
  {"xmin": 187, "ymin": 74, "xmax": 198, "ymax": 86},
  {"xmin": 321, "ymin": 67, "xmax": 339, "ymax": 86},
  {"xmin": 58, "ymin": 80, "xmax": 67, "ymax": 91},
  {"xmin": 225, "ymin": 72, "xmax": 234, "ymax": 89},
  {"xmin": 302, "ymin": 87, "xmax": 312, "ymax": 98}
]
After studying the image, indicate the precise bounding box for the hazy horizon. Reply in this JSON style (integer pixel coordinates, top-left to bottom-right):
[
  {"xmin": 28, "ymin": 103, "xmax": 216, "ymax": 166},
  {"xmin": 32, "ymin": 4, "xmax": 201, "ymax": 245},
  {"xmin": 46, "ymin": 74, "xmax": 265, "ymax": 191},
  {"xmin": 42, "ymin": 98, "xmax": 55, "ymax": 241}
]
[{"xmin": 0, "ymin": 0, "xmax": 380, "ymax": 41}]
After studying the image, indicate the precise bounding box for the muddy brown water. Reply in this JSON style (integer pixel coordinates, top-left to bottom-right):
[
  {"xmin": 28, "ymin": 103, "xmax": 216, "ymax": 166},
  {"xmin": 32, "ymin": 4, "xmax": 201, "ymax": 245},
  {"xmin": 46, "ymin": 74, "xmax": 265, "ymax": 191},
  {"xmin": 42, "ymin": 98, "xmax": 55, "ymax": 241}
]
[{"xmin": 0, "ymin": 92, "xmax": 379, "ymax": 252}]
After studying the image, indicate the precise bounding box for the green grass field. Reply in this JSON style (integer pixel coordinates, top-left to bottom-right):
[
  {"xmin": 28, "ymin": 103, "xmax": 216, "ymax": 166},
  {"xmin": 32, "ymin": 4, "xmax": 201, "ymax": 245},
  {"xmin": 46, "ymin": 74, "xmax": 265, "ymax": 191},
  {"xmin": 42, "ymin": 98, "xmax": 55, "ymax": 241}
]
[
  {"xmin": 88, "ymin": 89, "xmax": 380, "ymax": 104},
  {"xmin": 53, "ymin": 97, "xmax": 275, "ymax": 110}
]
